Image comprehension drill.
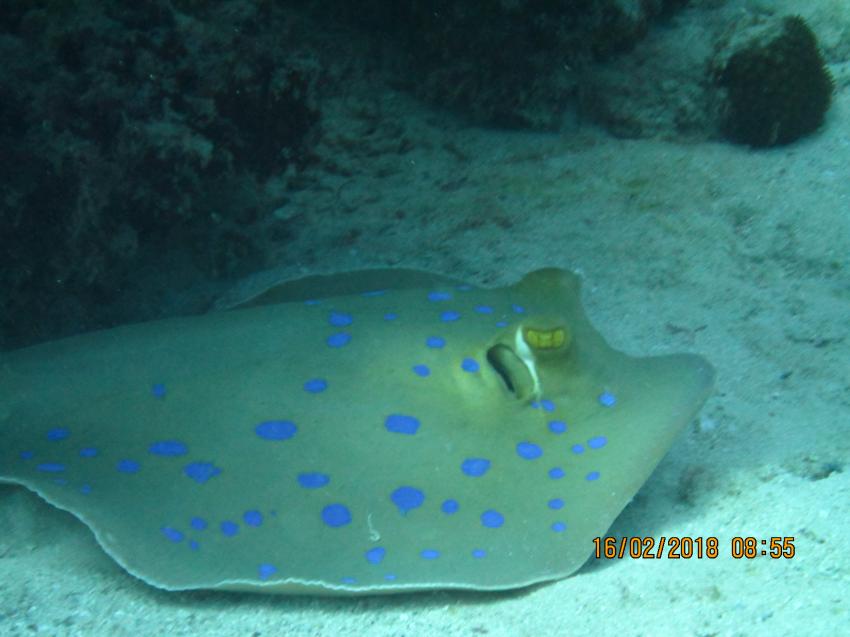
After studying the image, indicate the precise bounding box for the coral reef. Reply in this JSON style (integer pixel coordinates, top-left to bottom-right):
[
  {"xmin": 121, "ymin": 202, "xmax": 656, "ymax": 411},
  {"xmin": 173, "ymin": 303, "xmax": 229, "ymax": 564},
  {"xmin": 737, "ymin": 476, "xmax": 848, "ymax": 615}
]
[{"xmin": 0, "ymin": 2, "xmax": 320, "ymax": 347}]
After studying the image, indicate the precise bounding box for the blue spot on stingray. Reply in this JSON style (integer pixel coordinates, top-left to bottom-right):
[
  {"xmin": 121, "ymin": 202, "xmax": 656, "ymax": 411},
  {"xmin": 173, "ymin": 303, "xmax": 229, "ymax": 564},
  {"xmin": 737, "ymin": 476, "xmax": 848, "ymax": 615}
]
[
  {"xmin": 531, "ymin": 401, "xmax": 541, "ymax": 409},
  {"xmin": 36, "ymin": 463, "xmax": 65, "ymax": 473},
  {"xmin": 184, "ymin": 462, "xmax": 221, "ymax": 484},
  {"xmin": 441, "ymin": 499, "xmax": 459, "ymax": 514},
  {"xmin": 598, "ymin": 391, "xmax": 617, "ymax": 407},
  {"xmin": 461, "ymin": 458, "xmax": 490, "ymax": 477},
  {"xmin": 322, "ymin": 504, "xmax": 352, "ymax": 528},
  {"xmin": 440, "ymin": 310, "xmax": 461, "ymax": 322},
  {"xmin": 365, "ymin": 547, "xmax": 386, "ymax": 565},
  {"xmin": 190, "ymin": 517, "xmax": 208, "ymax": 531},
  {"xmin": 540, "ymin": 399, "xmax": 555, "ymax": 412},
  {"xmin": 571, "ymin": 444, "xmax": 585, "ymax": 455},
  {"xmin": 412, "ymin": 364, "xmax": 430, "ymax": 377},
  {"xmin": 80, "ymin": 484, "xmax": 92, "ymax": 495},
  {"xmin": 384, "ymin": 312, "xmax": 397, "ymax": 321},
  {"xmin": 297, "ymin": 472, "xmax": 330, "ymax": 488},
  {"xmin": 328, "ymin": 311, "xmax": 353, "ymax": 327},
  {"xmin": 47, "ymin": 427, "xmax": 69, "ymax": 441},
  {"xmin": 425, "ymin": 336, "xmax": 445, "ymax": 349},
  {"xmin": 188, "ymin": 540, "xmax": 200, "ymax": 551},
  {"xmin": 117, "ymin": 459, "xmax": 140, "ymax": 473},
  {"xmin": 391, "ymin": 486, "xmax": 425, "ymax": 514},
  {"xmin": 161, "ymin": 526, "xmax": 183, "ymax": 543},
  {"xmin": 326, "ymin": 332, "xmax": 351, "ymax": 348},
  {"xmin": 516, "ymin": 442, "xmax": 543, "ymax": 460},
  {"xmin": 420, "ymin": 549, "xmax": 440, "ymax": 560},
  {"xmin": 148, "ymin": 440, "xmax": 188, "ymax": 456},
  {"xmin": 255, "ymin": 420, "xmax": 298, "ymax": 440},
  {"xmin": 548, "ymin": 420, "xmax": 567, "ymax": 434},
  {"xmin": 551, "ymin": 522, "xmax": 567, "ymax": 533},
  {"xmin": 481, "ymin": 510, "xmax": 505, "ymax": 528},
  {"xmin": 586, "ymin": 471, "xmax": 601, "ymax": 481},
  {"xmin": 258, "ymin": 563, "xmax": 278, "ymax": 580},
  {"xmin": 472, "ymin": 549, "xmax": 487, "ymax": 558},
  {"xmin": 79, "ymin": 447, "xmax": 98, "ymax": 458},
  {"xmin": 340, "ymin": 576, "xmax": 357, "ymax": 585},
  {"xmin": 384, "ymin": 574, "xmax": 398, "ymax": 581},
  {"xmin": 474, "ymin": 305, "xmax": 493, "ymax": 314},
  {"xmin": 19, "ymin": 450, "xmax": 34, "ymax": 460},
  {"xmin": 151, "ymin": 383, "xmax": 167, "ymax": 398},
  {"xmin": 461, "ymin": 358, "xmax": 480, "ymax": 373},
  {"xmin": 512, "ymin": 304, "xmax": 526, "ymax": 314},
  {"xmin": 243, "ymin": 510, "xmax": 263, "ymax": 527},
  {"xmin": 384, "ymin": 414, "xmax": 420, "ymax": 435},
  {"xmin": 548, "ymin": 467, "xmax": 565, "ymax": 480},
  {"xmin": 548, "ymin": 498, "xmax": 565, "ymax": 510},
  {"xmin": 588, "ymin": 435, "xmax": 608, "ymax": 449},
  {"xmin": 496, "ymin": 320, "xmax": 508, "ymax": 327},
  {"xmin": 587, "ymin": 436, "xmax": 608, "ymax": 449},
  {"xmin": 428, "ymin": 291, "xmax": 452, "ymax": 301},
  {"xmin": 303, "ymin": 378, "xmax": 328, "ymax": 393},
  {"xmin": 220, "ymin": 520, "xmax": 239, "ymax": 537}
]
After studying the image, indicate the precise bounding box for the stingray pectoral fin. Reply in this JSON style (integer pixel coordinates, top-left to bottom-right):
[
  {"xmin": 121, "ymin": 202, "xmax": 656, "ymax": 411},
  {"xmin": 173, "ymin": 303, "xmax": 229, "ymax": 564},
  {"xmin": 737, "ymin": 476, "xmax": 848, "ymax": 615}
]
[
  {"xmin": 608, "ymin": 352, "xmax": 715, "ymax": 489},
  {"xmin": 548, "ymin": 350, "xmax": 715, "ymax": 577}
]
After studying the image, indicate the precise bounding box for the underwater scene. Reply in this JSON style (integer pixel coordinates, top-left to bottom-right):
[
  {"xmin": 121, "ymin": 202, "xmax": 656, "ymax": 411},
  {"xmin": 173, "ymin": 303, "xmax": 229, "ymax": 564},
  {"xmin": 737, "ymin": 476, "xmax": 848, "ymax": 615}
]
[{"xmin": 0, "ymin": 1, "xmax": 847, "ymax": 636}]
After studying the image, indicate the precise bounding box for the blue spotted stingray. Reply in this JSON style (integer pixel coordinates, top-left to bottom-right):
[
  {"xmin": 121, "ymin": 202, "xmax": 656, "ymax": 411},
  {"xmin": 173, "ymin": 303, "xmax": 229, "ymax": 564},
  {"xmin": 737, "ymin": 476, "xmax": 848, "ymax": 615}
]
[{"xmin": 0, "ymin": 268, "xmax": 714, "ymax": 594}]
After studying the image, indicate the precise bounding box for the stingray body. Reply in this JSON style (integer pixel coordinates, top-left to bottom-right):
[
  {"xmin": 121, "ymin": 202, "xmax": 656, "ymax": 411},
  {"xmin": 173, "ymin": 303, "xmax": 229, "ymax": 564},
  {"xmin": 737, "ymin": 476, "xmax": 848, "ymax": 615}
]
[{"xmin": 0, "ymin": 268, "xmax": 714, "ymax": 595}]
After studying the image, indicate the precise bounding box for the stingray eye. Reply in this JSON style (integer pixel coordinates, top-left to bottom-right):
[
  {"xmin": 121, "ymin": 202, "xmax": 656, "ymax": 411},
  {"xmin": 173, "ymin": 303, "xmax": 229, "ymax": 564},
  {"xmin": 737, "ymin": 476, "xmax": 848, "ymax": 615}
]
[
  {"xmin": 486, "ymin": 344, "xmax": 536, "ymax": 400},
  {"xmin": 522, "ymin": 326, "xmax": 570, "ymax": 351}
]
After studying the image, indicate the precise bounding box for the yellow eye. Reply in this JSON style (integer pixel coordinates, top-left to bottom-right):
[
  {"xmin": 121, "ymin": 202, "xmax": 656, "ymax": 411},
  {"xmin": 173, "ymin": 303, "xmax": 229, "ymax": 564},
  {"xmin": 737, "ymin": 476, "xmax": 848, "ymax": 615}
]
[{"xmin": 523, "ymin": 326, "xmax": 568, "ymax": 350}]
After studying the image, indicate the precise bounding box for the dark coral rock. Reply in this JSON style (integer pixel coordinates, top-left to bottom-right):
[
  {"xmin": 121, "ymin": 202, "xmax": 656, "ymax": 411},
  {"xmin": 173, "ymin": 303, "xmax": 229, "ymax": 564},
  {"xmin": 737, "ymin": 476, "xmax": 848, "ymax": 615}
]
[{"xmin": 718, "ymin": 16, "xmax": 834, "ymax": 147}]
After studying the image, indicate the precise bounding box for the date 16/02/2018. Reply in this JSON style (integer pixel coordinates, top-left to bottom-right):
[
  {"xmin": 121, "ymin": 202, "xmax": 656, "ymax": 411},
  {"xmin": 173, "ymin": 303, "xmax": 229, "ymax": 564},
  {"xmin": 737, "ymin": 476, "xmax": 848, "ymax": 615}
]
[{"xmin": 593, "ymin": 536, "xmax": 796, "ymax": 560}]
